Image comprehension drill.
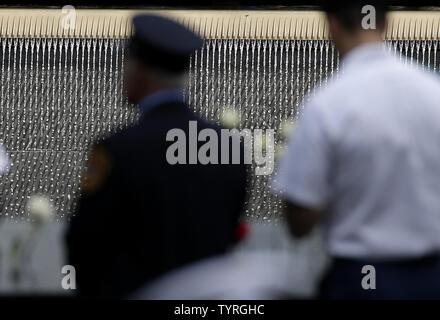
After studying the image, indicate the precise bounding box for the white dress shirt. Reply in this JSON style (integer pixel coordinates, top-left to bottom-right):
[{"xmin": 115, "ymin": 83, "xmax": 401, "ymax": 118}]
[{"xmin": 273, "ymin": 42, "xmax": 440, "ymax": 260}]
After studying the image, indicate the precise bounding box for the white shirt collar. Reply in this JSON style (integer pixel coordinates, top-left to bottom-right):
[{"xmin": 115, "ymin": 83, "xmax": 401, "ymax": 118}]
[
  {"xmin": 341, "ymin": 42, "xmax": 389, "ymax": 71},
  {"xmin": 138, "ymin": 88, "xmax": 184, "ymax": 117}
]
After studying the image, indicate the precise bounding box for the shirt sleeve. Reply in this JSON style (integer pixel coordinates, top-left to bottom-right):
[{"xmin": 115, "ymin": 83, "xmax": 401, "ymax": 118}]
[{"xmin": 272, "ymin": 102, "xmax": 333, "ymax": 210}]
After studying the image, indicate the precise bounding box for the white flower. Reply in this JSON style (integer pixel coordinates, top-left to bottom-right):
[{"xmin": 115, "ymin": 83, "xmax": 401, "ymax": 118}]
[
  {"xmin": 0, "ymin": 143, "xmax": 10, "ymax": 175},
  {"xmin": 220, "ymin": 108, "xmax": 240, "ymax": 128},
  {"xmin": 275, "ymin": 143, "xmax": 287, "ymax": 160},
  {"xmin": 280, "ymin": 119, "xmax": 297, "ymax": 139},
  {"xmin": 26, "ymin": 195, "xmax": 55, "ymax": 225}
]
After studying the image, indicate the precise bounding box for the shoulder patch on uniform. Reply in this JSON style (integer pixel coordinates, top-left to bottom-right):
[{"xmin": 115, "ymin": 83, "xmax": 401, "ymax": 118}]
[{"xmin": 81, "ymin": 146, "xmax": 112, "ymax": 194}]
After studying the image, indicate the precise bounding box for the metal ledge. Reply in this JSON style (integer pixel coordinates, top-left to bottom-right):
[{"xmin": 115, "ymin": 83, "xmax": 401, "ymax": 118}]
[{"xmin": 0, "ymin": 9, "xmax": 439, "ymax": 40}]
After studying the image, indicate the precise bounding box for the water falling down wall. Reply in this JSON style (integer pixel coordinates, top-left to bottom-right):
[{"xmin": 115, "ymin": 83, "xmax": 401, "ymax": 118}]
[{"xmin": 0, "ymin": 9, "xmax": 439, "ymax": 221}]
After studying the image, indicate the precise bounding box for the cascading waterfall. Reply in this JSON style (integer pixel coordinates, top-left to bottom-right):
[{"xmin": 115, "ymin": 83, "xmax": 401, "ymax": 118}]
[
  {"xmin": 0, "ymin": 37, "xmax": 438, "ymax": 221},
  {"xmin": 0, "ymin": 38, "xmax": 139, "ymax": 220},
  {"xmin": 0, "ymin": 10, "xmax": 439, "ymax": 221},
  {"xmin": 187, "ymin": 38, "xmax": 439, "ymax": 221}
]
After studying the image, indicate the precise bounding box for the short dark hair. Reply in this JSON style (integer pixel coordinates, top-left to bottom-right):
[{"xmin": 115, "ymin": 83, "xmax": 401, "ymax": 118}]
[{"xmin": 322, "ymin": 1, "xmax": 389, "ymax": 31}]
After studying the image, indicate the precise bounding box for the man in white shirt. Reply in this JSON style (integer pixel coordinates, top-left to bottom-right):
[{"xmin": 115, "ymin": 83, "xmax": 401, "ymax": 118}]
[{"xmin": 273, "ymin": 1, "xmax": 440, "ymax": 299}]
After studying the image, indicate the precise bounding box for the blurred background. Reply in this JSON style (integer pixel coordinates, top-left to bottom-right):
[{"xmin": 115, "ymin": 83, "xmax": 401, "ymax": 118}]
[{"xmin": 0, "ymin": 1, "xmax": 439, "ymax": 297}]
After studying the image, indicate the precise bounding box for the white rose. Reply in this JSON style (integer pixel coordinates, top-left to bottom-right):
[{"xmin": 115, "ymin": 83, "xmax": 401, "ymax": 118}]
[
  {"xmin": 275, "ymin": 143, "xmax": 287, "ymax": 160},
  {"xmin": 220, "ymin": 108, "xmax": 240, "ymax": 128},
  {"xmin": 280, "ymin": 119, "xmax": 297, "ymax": 139},
  {"xmin": 27, "ymin": 195, "xmax": 55, "ymax": 225}
]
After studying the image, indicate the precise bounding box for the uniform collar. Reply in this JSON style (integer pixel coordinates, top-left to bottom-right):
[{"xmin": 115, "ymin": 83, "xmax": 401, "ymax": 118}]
[
  {"xmin": 138, "ymin": 88, "xmax": 184, "ymax": 117},
  {"xmin": 341, "ymin": 42, "xmax": 390, "ymax": 71}
]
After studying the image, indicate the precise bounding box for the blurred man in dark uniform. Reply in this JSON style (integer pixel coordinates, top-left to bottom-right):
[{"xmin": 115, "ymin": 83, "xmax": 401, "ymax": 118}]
[{"xmin": 66, "ymin": 15, "xmax": 247, "ymax": 298}]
